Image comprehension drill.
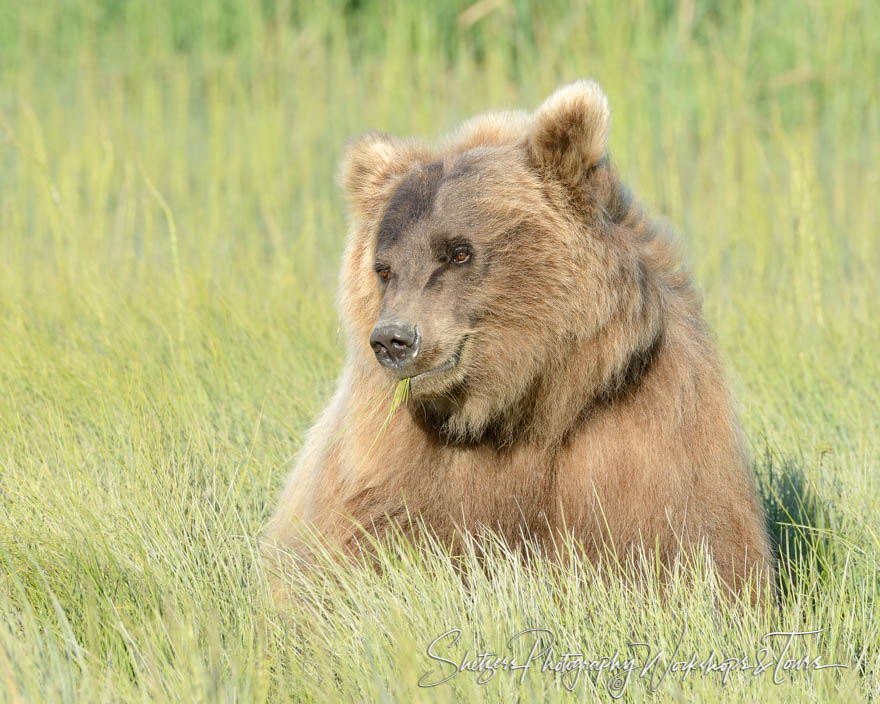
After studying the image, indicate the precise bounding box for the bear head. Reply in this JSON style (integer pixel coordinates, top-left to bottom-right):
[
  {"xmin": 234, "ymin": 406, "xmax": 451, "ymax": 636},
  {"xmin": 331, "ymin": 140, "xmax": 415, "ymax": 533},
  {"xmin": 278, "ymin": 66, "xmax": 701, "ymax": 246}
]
[{"xmin": 337, "ymin": 81, "xmax": 656, "ymax": 446}]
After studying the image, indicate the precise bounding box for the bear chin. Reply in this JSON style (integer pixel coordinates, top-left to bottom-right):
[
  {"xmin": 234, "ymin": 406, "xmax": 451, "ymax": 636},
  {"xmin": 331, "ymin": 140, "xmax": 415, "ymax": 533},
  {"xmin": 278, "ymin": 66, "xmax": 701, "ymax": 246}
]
[
  {"xmin": 407, "ymin": 387, "xmax": 473, "ymax": 442},
  {"xmin": 407, "ymin": 380, "xmax": 538, "ymax": 450}
]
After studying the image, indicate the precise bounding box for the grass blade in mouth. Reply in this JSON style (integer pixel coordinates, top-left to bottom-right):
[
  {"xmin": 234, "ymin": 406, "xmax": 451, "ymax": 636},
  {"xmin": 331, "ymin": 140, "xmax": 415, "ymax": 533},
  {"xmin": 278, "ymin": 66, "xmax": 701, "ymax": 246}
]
[
  {"xmin": 389, "ymin": 377, "xmax": 411, "ymax": 415},
  {"xmin": 380, "ymin": 377, "xmax": 411, "ymax": 435},
  {"xmin": 364, "ymin": 378, "xmax": 411, "ymax": 460}
]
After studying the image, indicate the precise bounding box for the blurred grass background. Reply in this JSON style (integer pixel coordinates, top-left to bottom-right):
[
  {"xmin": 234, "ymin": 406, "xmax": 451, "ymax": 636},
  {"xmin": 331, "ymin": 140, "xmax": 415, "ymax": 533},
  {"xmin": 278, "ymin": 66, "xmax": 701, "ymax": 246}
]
[{"xmin": 0, "ymin": 0, "xmax": 878, "ymax": 701}]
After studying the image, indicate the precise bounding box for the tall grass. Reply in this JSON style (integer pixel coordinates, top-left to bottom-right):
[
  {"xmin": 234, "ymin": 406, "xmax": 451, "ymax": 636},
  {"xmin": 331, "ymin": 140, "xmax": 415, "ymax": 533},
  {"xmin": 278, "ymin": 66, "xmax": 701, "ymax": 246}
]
[{"xmin": 1, "ymin": 1, "xmax": 878, "ymax": 701}]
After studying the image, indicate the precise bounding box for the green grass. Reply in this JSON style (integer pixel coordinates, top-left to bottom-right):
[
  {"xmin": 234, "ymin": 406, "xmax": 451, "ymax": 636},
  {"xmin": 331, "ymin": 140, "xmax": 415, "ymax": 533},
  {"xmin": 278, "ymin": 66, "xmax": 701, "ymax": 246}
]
[{"xmin": 1, "ymin": 0, "xmax": 878, "ymax": 701}]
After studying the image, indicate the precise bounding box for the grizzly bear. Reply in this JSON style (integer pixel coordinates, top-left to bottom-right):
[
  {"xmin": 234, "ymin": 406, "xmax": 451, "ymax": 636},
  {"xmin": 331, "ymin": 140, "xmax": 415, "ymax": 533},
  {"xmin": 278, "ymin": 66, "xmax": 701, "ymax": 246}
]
[{"xmin": 265, "ymin": 81, "xmax": 773, "ymax": 598}]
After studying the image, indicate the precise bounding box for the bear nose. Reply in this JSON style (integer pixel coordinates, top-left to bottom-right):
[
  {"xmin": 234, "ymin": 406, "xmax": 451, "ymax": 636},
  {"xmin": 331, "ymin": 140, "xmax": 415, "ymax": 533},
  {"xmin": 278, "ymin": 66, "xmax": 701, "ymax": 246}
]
[{"xmin": 370, "ymin": 322, "xmax": 420, "ymax": 369}]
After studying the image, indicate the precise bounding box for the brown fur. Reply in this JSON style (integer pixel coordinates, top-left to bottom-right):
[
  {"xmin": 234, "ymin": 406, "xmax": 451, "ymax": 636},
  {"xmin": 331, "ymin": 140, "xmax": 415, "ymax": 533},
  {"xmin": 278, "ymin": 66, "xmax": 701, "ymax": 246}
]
[{"xmin": 264, "ymin": 81, "xmax": 773, "ymax": 599}]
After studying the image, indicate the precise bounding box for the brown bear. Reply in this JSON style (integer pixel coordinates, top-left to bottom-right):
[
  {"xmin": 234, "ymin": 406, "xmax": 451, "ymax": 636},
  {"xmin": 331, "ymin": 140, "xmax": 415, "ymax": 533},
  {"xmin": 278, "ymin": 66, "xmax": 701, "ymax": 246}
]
[{"xmin": 265, "ymin": 80, "xmax": 773, "ymax": 598}]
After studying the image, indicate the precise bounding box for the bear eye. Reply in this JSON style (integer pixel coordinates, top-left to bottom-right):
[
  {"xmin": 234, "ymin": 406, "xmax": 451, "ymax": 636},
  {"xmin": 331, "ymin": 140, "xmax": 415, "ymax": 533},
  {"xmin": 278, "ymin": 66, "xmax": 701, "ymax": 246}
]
[{"xmin": 451, "ymin": 247, "xmax": 471, "ymax": 264}]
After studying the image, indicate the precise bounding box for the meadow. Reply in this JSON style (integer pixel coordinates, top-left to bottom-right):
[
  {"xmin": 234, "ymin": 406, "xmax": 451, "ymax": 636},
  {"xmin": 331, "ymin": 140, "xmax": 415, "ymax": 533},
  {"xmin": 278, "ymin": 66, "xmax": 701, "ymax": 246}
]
[{"xmin": 0, "ymin": 1, "xmax": 878, "ymax": 701}]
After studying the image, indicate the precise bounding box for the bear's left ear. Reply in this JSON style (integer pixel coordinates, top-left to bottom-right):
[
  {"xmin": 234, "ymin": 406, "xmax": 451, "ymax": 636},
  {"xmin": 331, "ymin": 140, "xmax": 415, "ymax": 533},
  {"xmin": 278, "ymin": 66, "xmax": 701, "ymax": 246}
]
[
  {"xmin": 339, "ymin": 131, "xmax": 433, "ymax": 221},
  {"xmin": 528, "ymin": 80, "xmax": 611, "ymax": 186}
]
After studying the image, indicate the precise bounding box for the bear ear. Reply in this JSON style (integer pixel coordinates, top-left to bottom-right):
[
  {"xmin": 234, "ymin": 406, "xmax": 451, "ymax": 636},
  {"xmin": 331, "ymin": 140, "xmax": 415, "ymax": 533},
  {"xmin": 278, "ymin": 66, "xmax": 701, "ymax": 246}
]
[
  {"xmin": 528, "ymin": 80, "xmax": 611, "ymax": 185},
  {"xmin": 339, "ymin": 131, "xmax": 432, "ymax": 220}
]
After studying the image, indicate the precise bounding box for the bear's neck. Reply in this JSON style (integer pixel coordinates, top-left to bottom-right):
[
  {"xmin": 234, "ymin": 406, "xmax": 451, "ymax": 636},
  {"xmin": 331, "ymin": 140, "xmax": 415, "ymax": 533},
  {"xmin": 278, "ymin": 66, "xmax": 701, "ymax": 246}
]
[{"xmin": 535, "ymin": 300, "xmax": 666, "ymax": 450}]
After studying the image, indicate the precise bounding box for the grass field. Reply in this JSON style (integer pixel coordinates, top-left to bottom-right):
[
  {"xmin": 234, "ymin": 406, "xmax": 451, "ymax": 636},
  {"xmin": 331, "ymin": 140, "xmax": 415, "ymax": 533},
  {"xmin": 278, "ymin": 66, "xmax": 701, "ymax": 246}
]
[{"xmin": 1, "ymin": 1, "xmax": 878, "ymax": 701}]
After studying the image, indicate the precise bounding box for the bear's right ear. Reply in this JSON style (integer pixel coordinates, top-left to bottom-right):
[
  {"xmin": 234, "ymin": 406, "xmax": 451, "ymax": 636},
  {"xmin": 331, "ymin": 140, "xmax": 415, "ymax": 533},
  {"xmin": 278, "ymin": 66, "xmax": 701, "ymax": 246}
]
[
  {"xmin": 528, "ymin": 80, "xmax": 611, "ymax": 187},
  {"xmin": 339, "ymin": 131, "xmax": 432, "ymax": 220}
]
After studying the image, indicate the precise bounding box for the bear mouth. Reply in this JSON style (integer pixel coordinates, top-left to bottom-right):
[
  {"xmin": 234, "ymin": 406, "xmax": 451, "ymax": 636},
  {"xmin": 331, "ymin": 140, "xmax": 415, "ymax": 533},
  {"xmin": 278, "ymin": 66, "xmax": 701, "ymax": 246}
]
[{"xmin": 409, "ymin": 337, "xmax": 467, "ymax": 384}]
